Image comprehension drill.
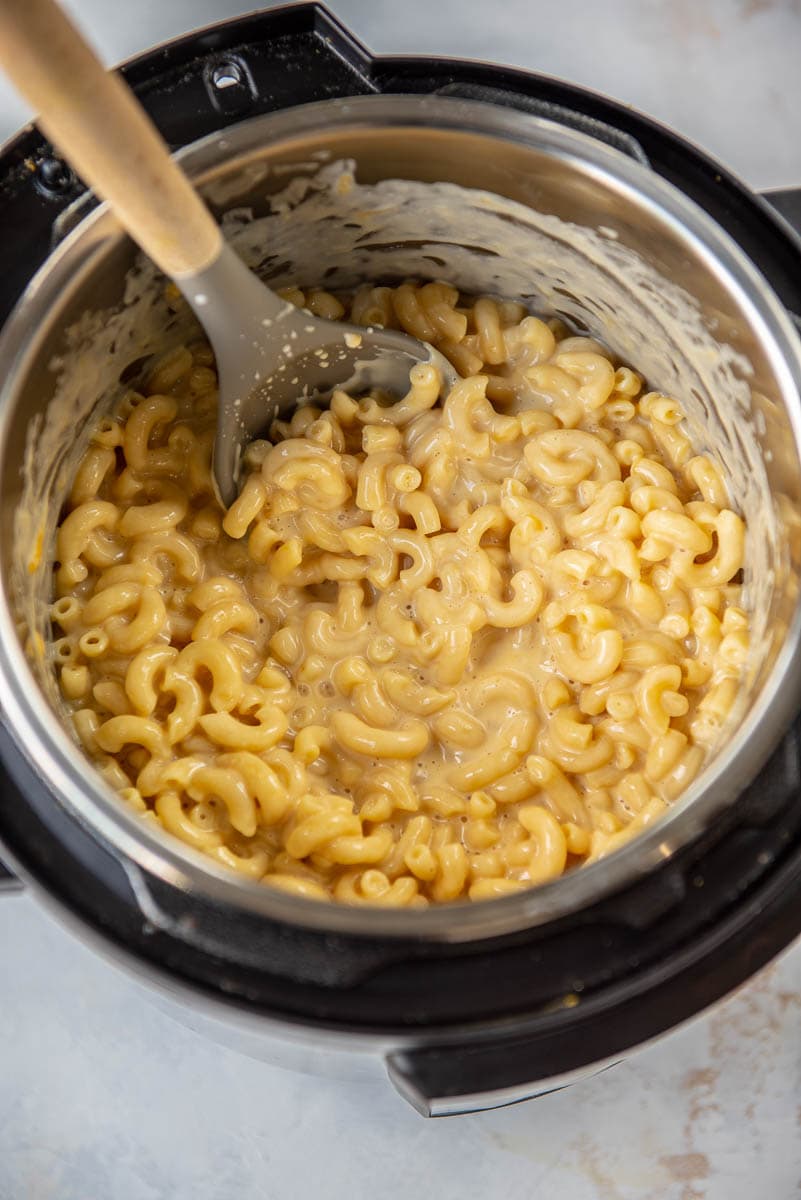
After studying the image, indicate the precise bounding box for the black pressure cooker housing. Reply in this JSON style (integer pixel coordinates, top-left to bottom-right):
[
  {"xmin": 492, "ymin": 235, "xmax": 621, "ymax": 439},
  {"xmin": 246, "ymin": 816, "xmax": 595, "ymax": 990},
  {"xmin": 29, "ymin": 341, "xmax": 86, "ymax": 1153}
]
[{"xmin": 2, "ymin": 3, "xmax": 801, "ymax": 1110}]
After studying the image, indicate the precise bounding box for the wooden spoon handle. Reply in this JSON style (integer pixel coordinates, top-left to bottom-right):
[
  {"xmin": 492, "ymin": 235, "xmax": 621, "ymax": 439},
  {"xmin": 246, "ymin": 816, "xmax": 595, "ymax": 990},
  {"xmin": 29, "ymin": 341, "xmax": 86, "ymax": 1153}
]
[{"xmin": 0, "ymin": 0, "xmax": 221, "ymax": 278}]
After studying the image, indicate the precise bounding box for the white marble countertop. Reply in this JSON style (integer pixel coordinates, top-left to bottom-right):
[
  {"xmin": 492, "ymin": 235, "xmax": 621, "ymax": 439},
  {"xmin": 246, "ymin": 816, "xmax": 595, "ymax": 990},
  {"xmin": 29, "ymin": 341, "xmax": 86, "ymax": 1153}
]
[{"xmin": 2, "ymin": 2, "xmax": 801, "ymax": 1197}]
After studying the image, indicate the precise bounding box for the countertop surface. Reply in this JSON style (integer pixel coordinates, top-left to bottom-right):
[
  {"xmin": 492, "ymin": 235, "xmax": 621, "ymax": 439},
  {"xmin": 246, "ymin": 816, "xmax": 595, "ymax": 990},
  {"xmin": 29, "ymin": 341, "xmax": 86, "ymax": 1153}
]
[{"xmin": 2, "ymin": 2, "xmax": 801, "ymax": 1197}]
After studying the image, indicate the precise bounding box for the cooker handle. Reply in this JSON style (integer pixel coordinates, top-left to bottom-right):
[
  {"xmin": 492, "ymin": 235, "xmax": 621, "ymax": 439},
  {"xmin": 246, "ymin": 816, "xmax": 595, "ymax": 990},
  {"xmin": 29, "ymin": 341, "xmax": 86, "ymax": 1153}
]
[
  {"xmin": 761, "ymin": 187, "xmax": 801, "ymax": 331},
  {"xmin": 433, "ymin": 82, "xmax": 650, "ymax": 167},
  {"xmin": 761, "ymin": 187, "xmax": 801, "ymax": 235},
  {"xmin": 0, "ymin": 858, "xmax": 23, "ymax": 894},
  {"xmin": 385, "ymin": 1041, "xmax": 615, "ymax": 1117}
]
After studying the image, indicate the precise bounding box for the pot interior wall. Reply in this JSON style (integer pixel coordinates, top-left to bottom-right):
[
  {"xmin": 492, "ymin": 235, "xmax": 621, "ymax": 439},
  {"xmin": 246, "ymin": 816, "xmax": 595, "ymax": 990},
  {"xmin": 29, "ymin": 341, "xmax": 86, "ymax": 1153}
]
[{"xmin": 2, "ymin": 104, "xmax": 800, "ymax": 902}]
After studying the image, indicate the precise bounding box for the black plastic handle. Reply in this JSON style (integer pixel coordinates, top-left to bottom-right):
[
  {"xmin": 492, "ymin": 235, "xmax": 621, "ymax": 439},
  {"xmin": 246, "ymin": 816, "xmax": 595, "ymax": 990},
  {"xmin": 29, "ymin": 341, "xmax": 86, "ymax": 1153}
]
[
  {"xmin": 386, "ymin": 1043, "xmax": 606, "ymax": 1117},
  {"xmin": 761, "ymin": 187, "xmax": 801, "ymax": 234},
  {"xmin": 0, "ymin": 858, "xmax": 22, "ymax": 892},
  {"xmin": 760, "ymin": 187, "xmax": 801, "ymax": 331}
]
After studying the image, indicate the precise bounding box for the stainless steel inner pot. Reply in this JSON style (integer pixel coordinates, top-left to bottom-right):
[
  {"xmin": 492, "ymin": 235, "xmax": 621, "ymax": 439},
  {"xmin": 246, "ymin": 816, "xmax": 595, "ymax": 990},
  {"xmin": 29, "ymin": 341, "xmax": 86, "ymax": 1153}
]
[{"xmin": 1, "ymin": 95, "xmax": 801, "ymax": 942}]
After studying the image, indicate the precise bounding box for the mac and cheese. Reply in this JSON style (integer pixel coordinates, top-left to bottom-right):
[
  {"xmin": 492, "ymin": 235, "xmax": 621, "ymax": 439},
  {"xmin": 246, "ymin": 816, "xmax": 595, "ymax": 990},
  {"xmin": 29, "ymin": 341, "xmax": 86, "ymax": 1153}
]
[{"xmin": 49, "ymin": 282, "xmax": 749, "ymax": 905}]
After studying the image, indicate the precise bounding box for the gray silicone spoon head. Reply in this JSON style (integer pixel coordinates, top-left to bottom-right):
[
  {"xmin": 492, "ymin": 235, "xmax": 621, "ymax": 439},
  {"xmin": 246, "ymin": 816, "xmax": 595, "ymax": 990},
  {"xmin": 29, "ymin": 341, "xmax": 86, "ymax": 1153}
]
[{"xmin": 185, "ymin": 243, "xmax": 459, "ymax": 507}]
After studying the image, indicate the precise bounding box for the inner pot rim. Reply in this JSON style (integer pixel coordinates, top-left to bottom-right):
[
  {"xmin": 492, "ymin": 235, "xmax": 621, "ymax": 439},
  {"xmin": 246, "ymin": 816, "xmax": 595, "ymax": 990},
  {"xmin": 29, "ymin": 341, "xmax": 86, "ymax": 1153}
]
[{"xmin": 2, "ymin": 94, "xmax": 801, "ymax": 942}]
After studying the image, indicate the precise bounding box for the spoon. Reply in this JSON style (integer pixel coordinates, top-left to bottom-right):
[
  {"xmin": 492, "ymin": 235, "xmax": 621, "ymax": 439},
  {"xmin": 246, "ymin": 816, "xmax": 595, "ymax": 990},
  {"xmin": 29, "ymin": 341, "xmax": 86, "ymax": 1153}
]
[{"xmin": 0, "ymin": 0, "xmax": 458, "ymax": 506}]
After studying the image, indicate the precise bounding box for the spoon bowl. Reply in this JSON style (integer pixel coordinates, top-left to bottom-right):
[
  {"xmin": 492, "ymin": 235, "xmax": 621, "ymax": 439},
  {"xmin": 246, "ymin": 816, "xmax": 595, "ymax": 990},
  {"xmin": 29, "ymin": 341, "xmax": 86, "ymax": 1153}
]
[{"xmin": 186, "ymin": 243, "xmax": 458, "ymax": 505}]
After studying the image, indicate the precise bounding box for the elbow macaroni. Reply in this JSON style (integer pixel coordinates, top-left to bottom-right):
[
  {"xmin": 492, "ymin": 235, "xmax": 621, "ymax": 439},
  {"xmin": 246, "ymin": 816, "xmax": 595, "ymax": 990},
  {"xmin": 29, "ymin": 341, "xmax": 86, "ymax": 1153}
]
[{"xmin": 49, "ymin": 281, "xmax": 750, "ymax": 905}]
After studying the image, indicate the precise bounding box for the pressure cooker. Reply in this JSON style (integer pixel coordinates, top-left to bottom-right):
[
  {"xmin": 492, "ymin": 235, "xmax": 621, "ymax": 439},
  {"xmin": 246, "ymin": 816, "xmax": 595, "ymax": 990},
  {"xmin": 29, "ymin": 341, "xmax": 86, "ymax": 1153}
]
[{"xmin": 1, "ymin": 3, "xmax": 801, "ymax": 1117}]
